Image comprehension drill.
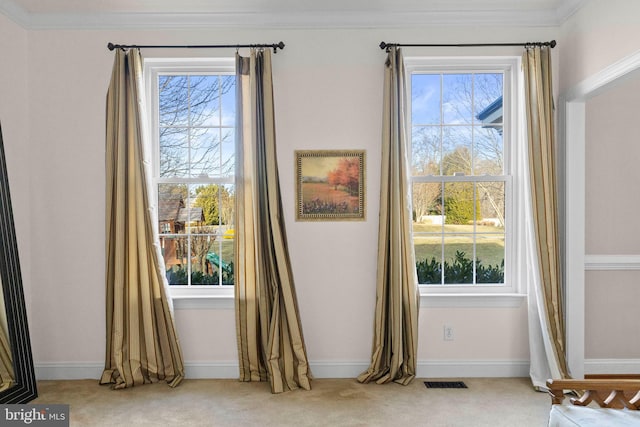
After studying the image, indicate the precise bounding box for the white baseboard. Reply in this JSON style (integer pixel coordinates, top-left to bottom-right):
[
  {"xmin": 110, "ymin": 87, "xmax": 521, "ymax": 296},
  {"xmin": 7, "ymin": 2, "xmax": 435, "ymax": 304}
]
[
  {"xmin": 417, "ymin": 359, "xmax": 530, "ymax": 378},
  {"xmin": 35, "ymin": 359, "xmax": 530, "ymax": 381},
  {"xmin": 34, "ymin": 362, "xmax": 241, "ymax": 381},
  {"xmin": 35, "ymin": 362, "xmax": 103, "ymax": 380},
  {"xmin": 184, "ymin": 362, "xmax": 238, "ymax": 379},
  {"xmin": 584, "ymin": 359, "xmax": 640, "ymax": 375},
  {"xmin": 310, "ymin": 361, "xmax": 370, "ymax": 378}
]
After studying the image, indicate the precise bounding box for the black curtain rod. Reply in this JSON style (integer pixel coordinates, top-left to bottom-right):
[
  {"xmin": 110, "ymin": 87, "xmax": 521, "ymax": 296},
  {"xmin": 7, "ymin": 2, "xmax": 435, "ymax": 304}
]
[
  {"xmin": 107, "ymin": 41, "xmax": 285, "ymax": 53},
  {"xmin": 379, "ymin": 40, "xmax": 556, "ymax": 51}
]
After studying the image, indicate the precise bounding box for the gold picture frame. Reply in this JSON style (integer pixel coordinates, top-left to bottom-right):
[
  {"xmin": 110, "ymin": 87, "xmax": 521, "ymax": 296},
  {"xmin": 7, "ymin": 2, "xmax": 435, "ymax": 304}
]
[{"xmin": 295, "ymin": 150, "xmax": 365, "ymax": 221}]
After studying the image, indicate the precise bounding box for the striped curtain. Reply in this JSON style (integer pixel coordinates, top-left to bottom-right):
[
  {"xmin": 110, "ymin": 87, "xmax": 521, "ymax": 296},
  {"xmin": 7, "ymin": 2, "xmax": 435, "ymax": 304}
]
[
  {"xmin": 235, "ymin": 49, "xmax": 312, "ymax": 393},
  {"xmin": 101, "ymin": 48, "xmax": 185, "ymax": 389},
  {"xmin": 0, "ymin": 317, "xmax": 14, "ymax": 391},
  {"xmin": 523, "ymin": 45, "xmax": 570, "ymax": 385},
  {"xmin": 358, "ymin": 47, "xmax": 419, "ymax": 385}
]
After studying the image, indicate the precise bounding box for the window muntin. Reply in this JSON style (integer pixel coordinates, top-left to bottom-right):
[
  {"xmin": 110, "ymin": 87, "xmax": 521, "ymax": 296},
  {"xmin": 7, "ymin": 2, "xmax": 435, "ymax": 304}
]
[
  {"xmin": 147, "ymin": 61, "xmax": 236, "ymax": 288},
  {"xmin": 410, "ymin": 62, "xmax": 513, "ymax": 288}
]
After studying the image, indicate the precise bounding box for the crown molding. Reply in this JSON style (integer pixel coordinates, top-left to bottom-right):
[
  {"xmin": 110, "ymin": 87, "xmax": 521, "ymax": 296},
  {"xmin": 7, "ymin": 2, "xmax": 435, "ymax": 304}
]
[
  {"xmin": 555, "ymin": 0, "xmax": 586, "ymax": 23},
  {"xmin": 0, "ymin": 1, "xmax": 586, "ymax": 30},
  {"xmin": 0, "ymin": 0, "xmax": 29, "ymax": 28}
]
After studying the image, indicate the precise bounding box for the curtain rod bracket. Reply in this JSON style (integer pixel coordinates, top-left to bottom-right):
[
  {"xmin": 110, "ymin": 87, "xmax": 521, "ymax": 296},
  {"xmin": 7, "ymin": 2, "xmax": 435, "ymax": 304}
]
[{"xmin": 274, "ymin": 41, "xmax": 285, "ymax": 53}]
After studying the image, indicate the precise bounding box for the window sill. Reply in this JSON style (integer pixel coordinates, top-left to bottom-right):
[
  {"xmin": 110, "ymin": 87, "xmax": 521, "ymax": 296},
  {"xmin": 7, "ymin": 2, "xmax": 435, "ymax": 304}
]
[
  {"xmin": 170, "ymin": 287, "xmax": 234, "ymax": 310},
  {"xmin": 419, "ymin": 292, "xmax": 526, "ymax": 308}
]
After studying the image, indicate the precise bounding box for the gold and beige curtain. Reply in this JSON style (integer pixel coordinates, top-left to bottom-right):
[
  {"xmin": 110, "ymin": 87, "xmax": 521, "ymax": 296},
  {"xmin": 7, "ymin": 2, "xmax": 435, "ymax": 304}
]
[
  {"xmin": 358, "ymin": 47, "xmax": 419, "ymax": 386},
  {"xmin": 235, "ymin": 49, "xmax": 311, "ymax": 394},
  {"xmin": 522, "ymin": 45, "xmax": 570, "ymax": 387},
  {"xmin": 101, "ymin": 48, "xmax": 184, "ymax": 389}
]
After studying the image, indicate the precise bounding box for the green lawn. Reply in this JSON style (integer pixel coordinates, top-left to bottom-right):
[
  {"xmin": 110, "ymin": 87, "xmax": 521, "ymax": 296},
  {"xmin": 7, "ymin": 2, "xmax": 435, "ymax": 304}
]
[
  {"xmin": 413, "ymin": 223, "xmax": 505, "ymax": 267},
  {"xmin": 212, "ymin": 238, "xmax": 235, "ymax": 265}
]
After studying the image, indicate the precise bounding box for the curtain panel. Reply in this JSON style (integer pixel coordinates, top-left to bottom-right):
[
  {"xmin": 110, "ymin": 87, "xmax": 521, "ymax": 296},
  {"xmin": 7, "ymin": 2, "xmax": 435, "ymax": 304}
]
[
  {"xmin": 102, "ymin": 48, "xmax": 184, "ymax": 389},
  {"xmin": 523, "ymin": 46, "xmax": 570, "ymax": 385},
  {"xmin": 235, "ymin": 49, "xmax": 312, "ymax": 394},
  {"xmin": 358, "ymin": 47, "xmax": 419, "ymax": 386},
  {"xmin": 0, "ymin": 320, "xmax": 14, "ymax": 391}
]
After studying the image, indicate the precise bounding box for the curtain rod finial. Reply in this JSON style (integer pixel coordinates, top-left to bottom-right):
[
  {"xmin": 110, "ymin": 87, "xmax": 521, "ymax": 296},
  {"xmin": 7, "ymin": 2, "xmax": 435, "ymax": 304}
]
[
  {"xmin": 550, "ymin": 40, "xmax": 557, "ymax": 48},
  {"xmin": 273, "ymin": 41, "xmax": 285, "ymax": 53},
  {"xmin": 379, "ymin": 41, "xmax": 387, "ymax": 50},
  {"xmin": 107, "ymin": 42, "xmax": 115, "ymax": 51}
]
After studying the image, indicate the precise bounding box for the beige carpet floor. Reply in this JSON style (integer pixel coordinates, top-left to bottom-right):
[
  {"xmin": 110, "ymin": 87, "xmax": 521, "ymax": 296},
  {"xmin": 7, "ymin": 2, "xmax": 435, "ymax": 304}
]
[{"xmin": 33, "ymin": 377, "xmax": 551, "ymax": 426}]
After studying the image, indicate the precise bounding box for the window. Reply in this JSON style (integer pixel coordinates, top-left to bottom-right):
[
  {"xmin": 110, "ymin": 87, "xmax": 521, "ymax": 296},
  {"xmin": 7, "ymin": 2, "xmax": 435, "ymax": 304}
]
[
  {"xmin": 407, "ymin": 57, "xmax": 518, "ymax": 291},
  {"xmin": 145, "ymin": 59, "xmax": 236, "ymax": 289}
]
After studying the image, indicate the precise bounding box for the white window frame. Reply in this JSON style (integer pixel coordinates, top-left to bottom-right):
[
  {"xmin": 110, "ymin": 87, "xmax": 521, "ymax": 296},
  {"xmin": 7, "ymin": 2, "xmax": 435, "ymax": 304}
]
[
  {"xmin": 405, "ymin": 56, "xmax": 525, "ymax": 307},
  {"xmin": 144, "ymin": 57, "xmax": 236, "ymax": 307}
]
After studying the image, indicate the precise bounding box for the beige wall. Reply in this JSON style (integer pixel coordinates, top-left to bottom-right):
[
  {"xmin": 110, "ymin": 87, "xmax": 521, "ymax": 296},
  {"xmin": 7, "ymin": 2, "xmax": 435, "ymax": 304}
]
[
  {"xmin": 585, "ymin": 74, "xmax": 640, "ymax": 255},
  {"xmin": 585, "ymin": 271, "xmax": 640, "ymax": 359},
  {"xmin": 0, "ymin": 13, "xmax": 31, "ymax": 313},
  {"xmin": 1, "ymin": 18, "xmax": 557, "ymax": 375}
]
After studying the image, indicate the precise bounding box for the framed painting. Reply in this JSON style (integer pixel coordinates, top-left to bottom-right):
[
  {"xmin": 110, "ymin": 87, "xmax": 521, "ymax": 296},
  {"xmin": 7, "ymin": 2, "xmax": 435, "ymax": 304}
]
[{"xmin": 295, "ymin": 150, "xmax": 365, "ymax": 221}]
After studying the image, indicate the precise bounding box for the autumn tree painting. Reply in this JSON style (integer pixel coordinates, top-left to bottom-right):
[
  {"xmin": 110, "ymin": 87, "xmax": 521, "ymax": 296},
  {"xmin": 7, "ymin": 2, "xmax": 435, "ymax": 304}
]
[
  {"xmin": 296, "ymin": 150, "xmax": 365, "ymax": 220},
  {"xmin": 327, "ymin": 157, "xmax": 360, "ymax": 196}
]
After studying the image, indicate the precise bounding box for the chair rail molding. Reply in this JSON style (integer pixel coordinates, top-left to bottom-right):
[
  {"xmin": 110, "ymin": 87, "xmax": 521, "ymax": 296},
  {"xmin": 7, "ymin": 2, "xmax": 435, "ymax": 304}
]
[{"xmin": 585, "ymin": 255, "xmax": 640, "ymax": 271}]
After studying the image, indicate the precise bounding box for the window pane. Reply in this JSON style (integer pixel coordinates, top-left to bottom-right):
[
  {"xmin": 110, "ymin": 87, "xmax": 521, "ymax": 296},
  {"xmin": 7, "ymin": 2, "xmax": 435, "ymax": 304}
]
[
  {"xmin": 219, "ymin": 185, "xmax": 235, "ymax": 286},
  {"xmin": 217, "ymin": 237, "xmax": 234, "ymax": 285},
  {"xmin": 221, "ymin": 75, "xmax": 236, "ymax": 126},
  {"xmin": 158, "ymin": 184, "xmax": 187, "ymax": 235},
  {"xmin": 476, "ymin": 233, "xmax": 504, "ymax": 283},
  {"xmin": 159, "ymin": 128, "xmax": 189, "ymax": 178},
  {"xmin": 474, "ymin": 127, "xmax": 503, "ymax": 175},
  {"xmin": 162, "ymin": 236, "xmax": 189, "ymax": 285},
  {"xmin": 189, "ymin": 128, "xmax": 219, "ymax": 177},
  {"xmin": 190, "ymin": 232, "xmax": 217, "ymax": 285},
  {"xmin": 442, "ymin": 126, "xmax": 472, "ymax": 176},
  {"xmin": 412, "ymin": 74, "xmax": 441, "ymax": 125},
  {"xmin": 188, "ymin": 75, "xmax": 221, "ymax": 127},
  {"xmin": 443, "ymin": 235, "xmax": 474, "ymax": 284},
  {"xmin": 412, "ymin": 126, "xmax": 440, "ymax": 176},
  {"xmin": 474, "ymin": 73, "xmax": 503, "ymax": 125},
  {"xmin": 443, "ymin": 74, "xmax": 473, "ymax": 124},
  {"xmin": 221, "ymin": 184, "xmax": 235, "ymax": 228},
  {"xmin": 415, "ymin": 235, "xmax": 443, "ymax": 284},
  {"xmin": 220, "ymin": 129, "xmax": 235, "ymax": 177},
  {"xmin": 476, "ymin": 181, "xmax": 505, "ymax": 228},
  {"xmin": 192, "ymin": 238, "xmax": 234, "ymax": 285},
  {"xmin": 412, "ymin": 182, "xmax": 442, "ymax": 225},
  {"xmin": 444, "ymin": 182, "xmax": 476, "ymax": 226},
  {"xmin": 159, "ymin": 75, "xmax": 189, "ymax": 127},
  {"xmin": 191, "ymin": 184, "xmax": 219, "ymax": 226}
]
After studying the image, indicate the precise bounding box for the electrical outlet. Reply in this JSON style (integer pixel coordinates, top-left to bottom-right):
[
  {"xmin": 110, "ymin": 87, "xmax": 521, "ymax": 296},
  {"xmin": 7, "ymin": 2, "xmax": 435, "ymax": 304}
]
[{"xmin": 443, "ymin": 325, "xmax": 454, "ymax": 341}]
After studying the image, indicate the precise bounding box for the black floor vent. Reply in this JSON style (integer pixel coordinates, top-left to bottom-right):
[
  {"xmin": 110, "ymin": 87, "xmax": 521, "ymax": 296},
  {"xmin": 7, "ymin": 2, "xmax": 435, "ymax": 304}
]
[{"xmin": 424, "ymin": 381, "xmax": 468, "ymax": 389}]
